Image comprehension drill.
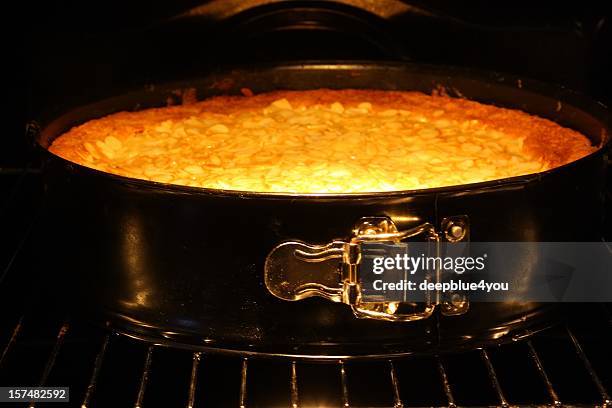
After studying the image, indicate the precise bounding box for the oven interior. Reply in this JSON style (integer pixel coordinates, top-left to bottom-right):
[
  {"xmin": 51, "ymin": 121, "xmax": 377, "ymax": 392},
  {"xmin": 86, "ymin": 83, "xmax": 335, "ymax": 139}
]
[{"xmin": 4, "ymin": 0, "xmax": 612, "ymax": 406}]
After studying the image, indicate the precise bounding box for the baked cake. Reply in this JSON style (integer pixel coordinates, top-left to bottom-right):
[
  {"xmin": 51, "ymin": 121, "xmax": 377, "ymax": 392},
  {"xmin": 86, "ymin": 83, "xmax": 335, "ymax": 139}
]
[{"xmin": 49, "ymin": 89, "xmax": 595, "ymax": 193}]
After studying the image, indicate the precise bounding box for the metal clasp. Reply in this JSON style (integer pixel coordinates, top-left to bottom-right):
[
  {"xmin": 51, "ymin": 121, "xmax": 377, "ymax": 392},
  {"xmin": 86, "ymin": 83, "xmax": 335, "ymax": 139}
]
[{"xmin": 264, "ymin": 216, "xmax": 469, "ymax": 322}]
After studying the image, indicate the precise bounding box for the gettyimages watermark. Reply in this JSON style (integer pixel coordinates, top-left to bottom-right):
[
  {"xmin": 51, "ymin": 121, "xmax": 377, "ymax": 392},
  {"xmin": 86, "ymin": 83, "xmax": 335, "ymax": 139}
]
[{"xmin": 359, "ymin": 242, "xmax": 612, "ymax": 302}]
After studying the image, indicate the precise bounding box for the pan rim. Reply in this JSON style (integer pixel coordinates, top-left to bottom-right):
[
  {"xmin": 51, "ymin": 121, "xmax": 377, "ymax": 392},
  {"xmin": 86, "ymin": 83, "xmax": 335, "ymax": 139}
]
[{"xmin": 37, "ymin": 61, "xmax": 611, "ymax": 199}]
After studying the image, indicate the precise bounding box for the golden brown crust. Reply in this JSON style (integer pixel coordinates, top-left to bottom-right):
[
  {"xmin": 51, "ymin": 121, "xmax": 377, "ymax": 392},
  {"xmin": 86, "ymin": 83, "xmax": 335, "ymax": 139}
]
[{"xmin": 49, "ymin": 89, "xmax": 595, "ymax": 193}]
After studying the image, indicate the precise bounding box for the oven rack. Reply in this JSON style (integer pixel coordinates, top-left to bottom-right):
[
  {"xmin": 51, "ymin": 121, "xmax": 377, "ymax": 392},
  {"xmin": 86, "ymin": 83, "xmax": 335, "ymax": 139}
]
[{"xmin": 0, "ymin": 307, "xmax": 611, "ymax": 407}]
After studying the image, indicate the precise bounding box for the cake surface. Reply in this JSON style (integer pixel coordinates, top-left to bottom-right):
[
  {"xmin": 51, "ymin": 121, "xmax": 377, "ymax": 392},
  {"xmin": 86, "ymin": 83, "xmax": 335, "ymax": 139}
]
[{"xmin": 49, "ymin": 89, "xmax": 595, "ymax": 193}]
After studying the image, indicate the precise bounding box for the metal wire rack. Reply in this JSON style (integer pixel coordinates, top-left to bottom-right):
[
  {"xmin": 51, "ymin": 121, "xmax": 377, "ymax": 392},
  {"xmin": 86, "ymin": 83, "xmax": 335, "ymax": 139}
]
[{"xmin": 0, "ymin": 310, "xmax": 611, "ymax": 407}]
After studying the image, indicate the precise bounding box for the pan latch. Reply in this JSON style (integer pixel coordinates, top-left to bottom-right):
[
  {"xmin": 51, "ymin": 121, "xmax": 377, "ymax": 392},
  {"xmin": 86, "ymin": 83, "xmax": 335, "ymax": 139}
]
[{"xmin": 264, "ymin": 216, "xmax": 469, "ymax": 322}]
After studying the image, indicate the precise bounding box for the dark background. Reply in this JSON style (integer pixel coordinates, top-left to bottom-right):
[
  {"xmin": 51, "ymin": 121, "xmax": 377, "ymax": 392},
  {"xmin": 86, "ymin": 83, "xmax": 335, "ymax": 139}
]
[
  {"xmin": 6, "ymin": 0, "xmax": 612, "ymax": 168},
  {"xmin": 0, "ymin": 4, "xmax": 611, "ymax": 406}
]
